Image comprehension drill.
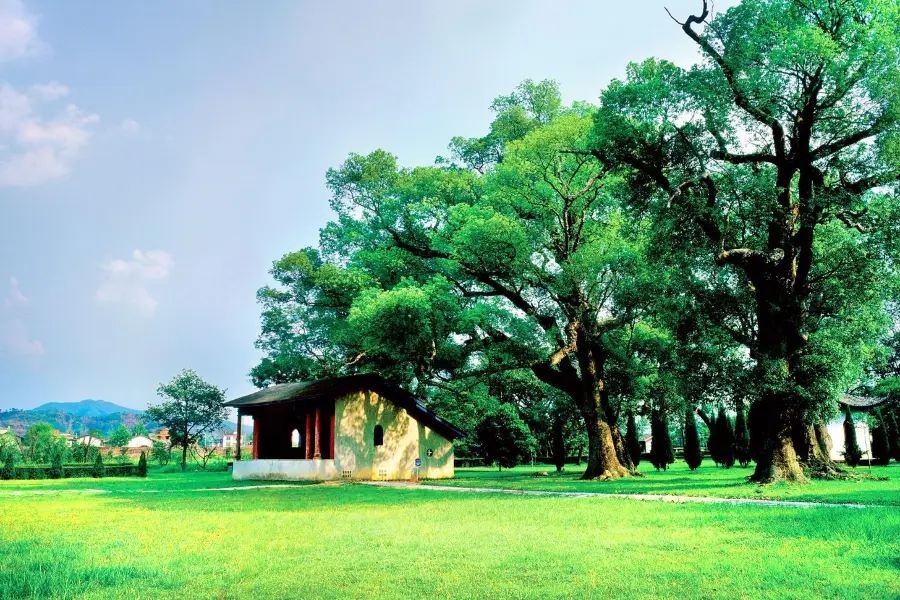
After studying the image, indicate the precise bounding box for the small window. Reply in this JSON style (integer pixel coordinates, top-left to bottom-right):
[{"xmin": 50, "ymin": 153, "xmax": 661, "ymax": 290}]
[
  {"xmin": 291, "ymin": 429, "xmax": 300, "ymax": 448},
  {"xmin": 373, "ymin": 424, "xmax": 384, "ymax": 447}
]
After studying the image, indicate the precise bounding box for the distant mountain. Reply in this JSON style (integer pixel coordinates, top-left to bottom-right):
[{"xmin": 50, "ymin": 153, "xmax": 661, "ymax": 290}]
[
  {"xmin": 0, "ymin": 402, "xmax": 248, "ymax": 439},
  {"xmin": 32, "ymin": 399, "xmax": 143, "ymax": 418}
]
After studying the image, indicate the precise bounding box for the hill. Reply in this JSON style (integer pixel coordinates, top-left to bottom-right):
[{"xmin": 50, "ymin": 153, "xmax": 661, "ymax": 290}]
[
  {"xmin": 32, "ymin": 399, "xmax": 143, "ymax": 418},
  {"xmin": 0, "ymin": 401, "xmax": 246, "ymax": 439}
]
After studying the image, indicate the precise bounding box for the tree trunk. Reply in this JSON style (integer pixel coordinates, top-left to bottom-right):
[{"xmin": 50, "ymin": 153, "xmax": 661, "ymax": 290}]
[
  {"xmin": 181, "ymin": 445, "xmax": 188, "ymax": 473},
  {"xmin": 611, "ymin": 424, "xmax": 635, "ymax": 473},
  {"xmin": 551, "ymin": 414, "xmax": 566, "ymax": 472},
  {"xmin": 582, "ymin": 418, "xmax": 629, "ymax": 480},
  {"xmin": 748, "ymin": 395, "xmax": 806, "ymax": 483}
]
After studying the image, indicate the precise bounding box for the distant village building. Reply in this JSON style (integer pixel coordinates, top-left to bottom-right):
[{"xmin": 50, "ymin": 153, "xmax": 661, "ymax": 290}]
[
  {"xmin": 219, "ymin": 432, "xmax": 244, "ymax": 449},
  {"xmin": 126, "ymin": 435, "xmax": 154, "ymax": 449},
  {"xmin": 154, "ymin": 429, "xmax": 171, "ymax": 446},
  {"xmin": 225, "ymin": 374, "xmax": 463, "ymax": 481},
  {"xmin": 75, "ymin": 435, "xmax": 102, "ymax": 447}
]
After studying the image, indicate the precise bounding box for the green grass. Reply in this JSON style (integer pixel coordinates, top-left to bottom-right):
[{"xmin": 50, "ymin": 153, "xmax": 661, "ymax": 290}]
[
  {"xmin": 436, "ymin": 460, "xmax": 900, "ymax": 506},
  {"xmin": 0, "ymin": 468, "xmax": 898, "ymax": 599}
]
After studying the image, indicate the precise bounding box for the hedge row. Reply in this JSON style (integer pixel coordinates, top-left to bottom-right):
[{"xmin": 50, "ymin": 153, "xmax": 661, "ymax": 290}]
[{"xmin": 1, "ymin": 463, "xmax": 144, "ymax": 480}]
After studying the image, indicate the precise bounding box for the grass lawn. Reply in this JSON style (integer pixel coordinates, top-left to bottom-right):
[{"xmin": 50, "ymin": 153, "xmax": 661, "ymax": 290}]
[
  {"xmin": 437, "ymin": 460, "xmax": 900, "ymax": 506},
  {"xmin": 1, "ymin": 468, "xmax": 899, "ymax": 599}
]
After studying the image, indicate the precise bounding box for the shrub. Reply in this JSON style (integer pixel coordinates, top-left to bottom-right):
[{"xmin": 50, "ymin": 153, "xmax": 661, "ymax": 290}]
[
  {"xmin": 138, "ymin": 451, "xmax": 148, "ymax": 477},
  {"xmin": 151, "ymin": 441, "xmax": 171, "ymax": 466},
  {"xmin": 475, "ymin": 404, "xmax": 537, "ymax": 471},
  {"xmin": 683, "ymin": 410, "xmax": 703, "ymax": 470},
  {"xmin": 1, "ymin": 453, "xmax": 15, "ymax": 480},
  {"xmin": 92, "ymin": 452, "xmax": 106, "ymax": 478},
  {"xmin": 50, "ymin": 451, "xmax": 64, "ymax": 479},
  {"xmin": 842, "ymin": 407, "xmax": 863, "ymax": 467}
]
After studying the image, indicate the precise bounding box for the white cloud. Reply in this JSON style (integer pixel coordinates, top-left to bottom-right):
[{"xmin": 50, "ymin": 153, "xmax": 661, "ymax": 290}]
[
  {"xmin": 0, "ymin": 0, "xmax": 40, "ymax": 62},
  {"xmin": 120, "ymin": 118, "xmax": 140, "ymax": 134},
  {"xmin": 29, "ymin": 81, "xmax": 68, "ymax": 101},
  {"xmin": 1, "ymin": 277, "xmax": 42, "ymax": 356},
  {"xmin": 96, "ymin": 250, "xmax": 174, "ymax": 316},
  {"xmin": 4, "ymin": 276, "xmax": 27, "ymax": 308},
  {"xmin": 0, "ymin": 318, "xmax": 43, "ymax": 355},
  {"xmin": 0, "ymin": 84, "xmax": 98, "ymax": 187}
]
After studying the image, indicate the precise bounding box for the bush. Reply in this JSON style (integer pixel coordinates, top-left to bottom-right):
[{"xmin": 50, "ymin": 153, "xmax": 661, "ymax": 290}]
[
  {"xmin": 1, "ymin": 453, "xmax": 16, "ymax": 480},
  {"xmin": 138, "ymin": 451, "xmax": 148, "ymax": 477},
  {"xmin": 683, "ymin": 410, "xmax": 703, "ymax": 470},
  {"xmin": 151, "ymin": 441, "xmax": 171, "ymax": 466},
  {"xmin": 50, "ymin": 451, "xmax": 64, "ymax": 479},
  {"xmin": 475, "ymin": 404, "xmax": 537, "ymax": 471},
  {"xmin": 92, "ymin": 452, "xmax": 106, "ymax": 478}
]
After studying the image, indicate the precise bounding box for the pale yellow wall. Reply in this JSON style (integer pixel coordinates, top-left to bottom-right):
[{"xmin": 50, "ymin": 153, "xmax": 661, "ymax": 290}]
[{"xmin": 334, "ymin": 391, "xmax": 455, "ymax": 480}]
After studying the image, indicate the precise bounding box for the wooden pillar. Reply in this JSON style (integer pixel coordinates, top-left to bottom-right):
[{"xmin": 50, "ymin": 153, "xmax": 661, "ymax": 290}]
[
  {"xmin": 235, "ymin": 411, "xmax": 242, "ymax": 460},
  {"xmin": 329, "ymin": 412, "xmax": 335, "ymax": 459},
  {"xmin": 305, "ymin": 413, "xmax": 312, "ymax": 459},
  {"xmin": 252, "ymin": 424, "xmax": 259, "ymax": 459},
  {"xmin": 314, "ymin": 407, "xmax": 322, "ymax": 459}
]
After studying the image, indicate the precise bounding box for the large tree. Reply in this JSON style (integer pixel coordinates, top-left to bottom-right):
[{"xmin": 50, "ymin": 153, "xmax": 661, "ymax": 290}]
[
  {"xmin": 592, "ymin": 0, "xmax": 900, "ymax": 482},
  {"xmin": 145, "ymin": 369, "xmax": 228, "ymax": 473},
  {"xmin": 255, "ymin": 85, "xmax": 653, "ymax": 480}
]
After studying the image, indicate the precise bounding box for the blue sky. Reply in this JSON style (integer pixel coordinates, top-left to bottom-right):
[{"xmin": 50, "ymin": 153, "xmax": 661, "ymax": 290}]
[{"xmin": 0, "ymin": 0, "xmax": 736, "ymax": 411}]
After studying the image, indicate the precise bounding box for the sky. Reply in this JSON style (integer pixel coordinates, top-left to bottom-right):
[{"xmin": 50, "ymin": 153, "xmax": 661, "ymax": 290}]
[{"xmin": 0, "ymin": 0, "xmax": 739, "ymax": 412}]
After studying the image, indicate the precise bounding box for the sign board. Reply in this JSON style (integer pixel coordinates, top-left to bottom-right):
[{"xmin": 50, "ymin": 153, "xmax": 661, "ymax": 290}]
[{"xmin": 415, "ymin": 458, "xmax": 422, "ymax": 467}]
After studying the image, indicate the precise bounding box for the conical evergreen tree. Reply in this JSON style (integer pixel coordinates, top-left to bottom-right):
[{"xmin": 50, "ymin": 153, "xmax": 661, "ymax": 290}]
[
  {"xmin": 138, "ymin": 451, "xmax": 148, "ymax": 477},
  {"xmin": 733, "ymin": 405, "xmax": 752, "ymax": 468},
  {"xmin": 649, "ymin": 408, "xmax": 674, "ymax": 471},
  {"xmin": 871, "ymin": 416, "xmax": 890, "ymax": 466},
  {"xmin": 842, "ymin": 407, "xmax": 863, "ymax": 467},
  {"xmin": 625, "ymin": 411, "xmax": 641, "ymax": 467},
  {"xmin": 683, "ymin": 409, "xmax": 703, "ymax": 470},
  {"xmin": 92, "ymin": 452, "xmax": 105, "ymax": 478},
  {"xmin": 716, "ymin": 411, "xmax": 735, "ymax": 469}
]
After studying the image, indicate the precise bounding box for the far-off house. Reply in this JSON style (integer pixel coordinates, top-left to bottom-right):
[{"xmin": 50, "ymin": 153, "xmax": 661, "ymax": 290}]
[{"xmin": 225, "ymin": 374, "xmax": 464, "ymax": 481}]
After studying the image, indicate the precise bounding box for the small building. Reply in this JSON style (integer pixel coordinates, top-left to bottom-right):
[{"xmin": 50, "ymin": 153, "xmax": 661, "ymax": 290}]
[
  {"xmin": 219, "ymin": 432, "xmax": 245, "ymax": 449},
  {"xmin": 126, "ymin": 435, "xmax": 154, "ymax": 449},
  {"xmin": 154, "ymin": 429, "xmax": 171, "ymax": 445},
  {"xmin": 225, "ymin": 374, "xmax": 464, "ymax": 481},
  {"xmin": 75, "ymin": 434, "xmax": 102, "ymax": 447}
]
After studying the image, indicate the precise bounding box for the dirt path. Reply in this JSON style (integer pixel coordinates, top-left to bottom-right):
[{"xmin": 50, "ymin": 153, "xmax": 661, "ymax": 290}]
[
  {"xmin": 0, "ymin": 481, "xmax": 882, "ymax": 508},
  {"xmin": 360, "ymin": 481, "xmax": 875, "ymax": 509}
]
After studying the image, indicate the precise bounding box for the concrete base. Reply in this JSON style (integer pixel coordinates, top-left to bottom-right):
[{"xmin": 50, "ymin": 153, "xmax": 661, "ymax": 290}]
[{"xmin": 233, "ymin": 459, "xmax": 338, "ymax": 481}]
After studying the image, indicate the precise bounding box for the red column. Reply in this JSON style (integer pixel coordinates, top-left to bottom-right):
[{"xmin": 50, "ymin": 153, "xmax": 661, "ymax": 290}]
[
  {"xmin": 314, "ymin": 407, "xmax": 322, "ymax": 458},
  {"xmin": 329, "ymin": 412, "xmax": 335, "ymax": 459},
  {"xmin": 305, "ymin": 413, "xmax": 312, "ymax": 459},
  {"xmin": 252, "ymin": 425, "xmax": 259, "ymax": 459}
]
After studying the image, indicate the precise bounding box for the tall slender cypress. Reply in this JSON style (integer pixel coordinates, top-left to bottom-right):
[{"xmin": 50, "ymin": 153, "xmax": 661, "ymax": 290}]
[
  {"xmin": 650, "ymin": 408, "xmax": 674, "ymax": 471},
  {"xmin": 716, "ymin": 411, "xmax": 735, "ymax": 469},
  {"xmin": 871, "ymin": 411, "xmax": 891, "ymax": 466},
  {"xmin": 707, "ymin": 411, "xmax": 720, "ymax": 466},
  {"xmin": 683, "ymin": 409, "xmax": 703, "ymax": 470},
  {"xmin": 842, "ymin": 407, "xmax": 863, "ymax": 467},
  {"xmin": 733, "ymin": 405, "xmax": 752, "ymax": 468},
  {"xmin": 625, "ymin": 411, "xmax": 642, "ymax": 467}
]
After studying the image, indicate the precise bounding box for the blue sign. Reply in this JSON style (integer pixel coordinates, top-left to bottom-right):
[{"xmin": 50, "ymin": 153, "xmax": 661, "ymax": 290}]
[{"xmin": 415, "ymin": 458, "xmax": 422, "ymax": 467}]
